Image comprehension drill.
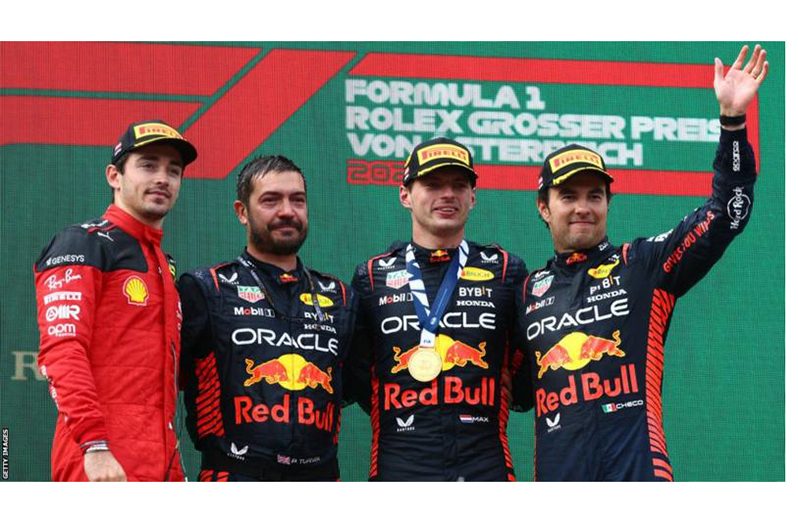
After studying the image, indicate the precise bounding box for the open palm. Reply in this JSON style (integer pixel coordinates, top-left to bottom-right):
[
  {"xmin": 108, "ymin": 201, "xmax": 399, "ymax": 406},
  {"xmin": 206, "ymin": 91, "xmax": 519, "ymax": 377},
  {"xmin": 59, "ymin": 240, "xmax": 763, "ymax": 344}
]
[{"xmin": 714, "ymin": 45, "xmax": 768, "ymax": 116}]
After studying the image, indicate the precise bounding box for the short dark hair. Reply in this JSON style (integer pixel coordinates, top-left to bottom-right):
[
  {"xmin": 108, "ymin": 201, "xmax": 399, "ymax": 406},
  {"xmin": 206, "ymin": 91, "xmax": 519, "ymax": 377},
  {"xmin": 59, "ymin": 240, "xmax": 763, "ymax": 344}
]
[
  {"xmin": 109, "ymin": 153, "xmax": 131, "ymax": 202},
  {"xmin": 236, "ymin": 155, "xmax": 306, "ymax": 205}
]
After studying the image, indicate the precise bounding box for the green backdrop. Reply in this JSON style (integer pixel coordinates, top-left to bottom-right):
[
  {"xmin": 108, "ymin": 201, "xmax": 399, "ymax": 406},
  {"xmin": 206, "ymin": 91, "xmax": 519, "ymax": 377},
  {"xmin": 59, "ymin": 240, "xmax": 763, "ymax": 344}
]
[{"xmin": 0, "ymin": 41, "xmax": 784, "ymax": 481}]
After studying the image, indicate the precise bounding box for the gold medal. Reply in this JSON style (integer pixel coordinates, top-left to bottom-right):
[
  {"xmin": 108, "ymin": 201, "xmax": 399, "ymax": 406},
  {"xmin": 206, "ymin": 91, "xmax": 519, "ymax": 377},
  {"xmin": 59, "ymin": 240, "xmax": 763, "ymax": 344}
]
[{"xmin": 408, "ymin": 347, "xmax": 442, "ymax": 382}]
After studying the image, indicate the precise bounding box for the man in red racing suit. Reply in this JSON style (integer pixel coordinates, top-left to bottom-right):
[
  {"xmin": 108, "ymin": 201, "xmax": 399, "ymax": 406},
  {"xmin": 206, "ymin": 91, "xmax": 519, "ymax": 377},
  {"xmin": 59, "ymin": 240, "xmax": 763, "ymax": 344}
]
[
  {"xmin": 516, "ymin": 45, "xmax": 768, "ymax": 481},
  {"xmin": 34, "ymin": 120, "xmax": 196, "ymax": 481}
]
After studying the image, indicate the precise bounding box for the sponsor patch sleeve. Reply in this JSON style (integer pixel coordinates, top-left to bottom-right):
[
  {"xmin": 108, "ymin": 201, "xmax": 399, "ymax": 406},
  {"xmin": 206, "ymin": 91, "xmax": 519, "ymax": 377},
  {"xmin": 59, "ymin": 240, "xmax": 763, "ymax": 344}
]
[
  {"xmin": 34, "ymin": 229, "xmax": 108, "ymax": 448},
  {"xmin": 631, "ymin": 128, "xmax": 757, "ymax": 297}
]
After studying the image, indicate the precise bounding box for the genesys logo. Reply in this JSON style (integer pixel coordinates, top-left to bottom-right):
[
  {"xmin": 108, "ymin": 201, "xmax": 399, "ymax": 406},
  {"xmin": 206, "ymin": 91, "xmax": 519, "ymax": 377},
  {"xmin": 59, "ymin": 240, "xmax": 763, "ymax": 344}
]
[{"xmin": 44, "ymin": 254, "xmax": 85, "ymax": 267}]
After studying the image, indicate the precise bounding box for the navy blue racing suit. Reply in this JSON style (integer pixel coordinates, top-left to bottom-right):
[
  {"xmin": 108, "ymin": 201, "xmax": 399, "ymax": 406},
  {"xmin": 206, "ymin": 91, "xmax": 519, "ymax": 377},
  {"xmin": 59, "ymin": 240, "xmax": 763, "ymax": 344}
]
[
  {"xmin": 516, "ymin": 128, "xmax": 756, "ymax": 481},
  {"xmin": 179, "ymin": 251, "xmax": 356, "ymax": 481},
  {"xmin": 348, "ymin": 241, "xmax": 532, "ymax": 481}
]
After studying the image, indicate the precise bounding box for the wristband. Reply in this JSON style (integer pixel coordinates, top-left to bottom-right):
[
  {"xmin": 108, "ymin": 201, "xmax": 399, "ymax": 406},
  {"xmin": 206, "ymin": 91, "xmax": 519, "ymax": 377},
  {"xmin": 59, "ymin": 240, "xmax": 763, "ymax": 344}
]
[
  {"xmin": 81, "ymin": 440, "xmax": 110, "ymax": 454},
  {"xmin": 720, "ymin": 114, "xmax": 746, "ymax": 127}
]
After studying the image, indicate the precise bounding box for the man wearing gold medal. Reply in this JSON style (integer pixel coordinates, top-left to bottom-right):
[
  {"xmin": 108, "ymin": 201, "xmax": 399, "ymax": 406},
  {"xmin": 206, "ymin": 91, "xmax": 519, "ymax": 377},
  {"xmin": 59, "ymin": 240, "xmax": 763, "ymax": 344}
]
[{"xmin": 348, "ymin": 137, "xmax": 532, "ymax": 481}]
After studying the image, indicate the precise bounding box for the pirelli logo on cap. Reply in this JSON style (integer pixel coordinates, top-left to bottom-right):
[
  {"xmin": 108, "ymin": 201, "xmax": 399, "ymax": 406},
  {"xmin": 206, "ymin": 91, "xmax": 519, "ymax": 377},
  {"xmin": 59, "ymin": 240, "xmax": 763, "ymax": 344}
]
[
  {"xmin": 417, "ymin": 144, "xmax": 470, "ymax": 166},
  {"xmin": 549, "ymin": 150, "xmax": 604, "ymax": 174},
  {"xmin": 133, "ymin": 123, "xmax": 183, "ymax": 140}
]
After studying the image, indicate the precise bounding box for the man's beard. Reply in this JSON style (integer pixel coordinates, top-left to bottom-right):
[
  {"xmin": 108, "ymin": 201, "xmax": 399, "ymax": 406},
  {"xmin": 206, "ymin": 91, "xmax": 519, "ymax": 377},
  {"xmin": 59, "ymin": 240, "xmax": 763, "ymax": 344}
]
[{"xmin": 249, "ymin": 219, "xmax": 308, "ymax": 256}]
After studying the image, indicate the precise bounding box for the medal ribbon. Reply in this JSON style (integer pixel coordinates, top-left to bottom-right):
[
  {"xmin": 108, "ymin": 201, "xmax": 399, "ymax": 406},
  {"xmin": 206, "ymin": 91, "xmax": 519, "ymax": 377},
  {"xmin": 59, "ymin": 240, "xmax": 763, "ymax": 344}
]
[{"xmin": 405, "ymin": 240, "xmax": 469, "ymax": 347}]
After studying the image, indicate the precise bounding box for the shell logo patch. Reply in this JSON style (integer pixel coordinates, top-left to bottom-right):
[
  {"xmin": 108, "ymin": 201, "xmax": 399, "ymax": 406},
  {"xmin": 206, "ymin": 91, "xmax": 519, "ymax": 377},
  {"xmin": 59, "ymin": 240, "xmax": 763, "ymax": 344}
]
[
  {"xmin": 123, "ymin": 276, "xmax": 149, "ymax": 306},
  {"xmin": 588, "ymin": 257, "xmax": 620, "ymax": 279},
  {"xmin": 460, "ymin": 267, "xmax": 494, "ymax": 281},
  {"xmin": 300, "ymin": 293, "xmax": 334, "ymax": 308}
]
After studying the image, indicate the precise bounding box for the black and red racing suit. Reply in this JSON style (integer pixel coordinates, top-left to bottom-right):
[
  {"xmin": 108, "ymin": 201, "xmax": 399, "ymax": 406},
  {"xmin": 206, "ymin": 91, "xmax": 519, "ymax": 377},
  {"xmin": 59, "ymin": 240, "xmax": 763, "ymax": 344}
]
[
  {"xmin": 178, "ymin": 251, "xmax": 356, "ymax": 481},
  {"xmin": 34, "ymin": 204, "xmax": 183, "ymax": 481},
  {"xmin": 348, "ymin": 241, "xmax": 532, "ymax": 481},
  {"xmin": 516, "ymin": 128, "xmax": 756, "ymax": 481}
]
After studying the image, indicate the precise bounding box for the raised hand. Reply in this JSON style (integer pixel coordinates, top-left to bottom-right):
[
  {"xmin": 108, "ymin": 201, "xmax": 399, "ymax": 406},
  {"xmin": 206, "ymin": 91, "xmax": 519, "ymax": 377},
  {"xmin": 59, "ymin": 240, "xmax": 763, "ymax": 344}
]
[{"xmin": 714, "ymin": 44, "xmax": 769, "ymax": 116}]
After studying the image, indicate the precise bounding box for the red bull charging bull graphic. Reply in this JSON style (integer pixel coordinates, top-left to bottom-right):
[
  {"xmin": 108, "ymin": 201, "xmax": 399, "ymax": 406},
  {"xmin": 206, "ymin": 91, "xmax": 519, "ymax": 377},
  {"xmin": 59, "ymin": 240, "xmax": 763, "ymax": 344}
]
[
  {"xmin": 535, "ymin": 330, "xmax": 624, "ymax": 379},
  {"xmin": 533, "ymin": 330, "xmax": 639, "ymax": 417},
  {"xmin": 390, "ymin": 334, "xmax": 488, "ymax": 374},
  {"xmin": 384, "ymin": 334, "xmax": 494, "ymax": 411},
  {"xmin": 244, "ymin": 354, "xmax": 333, "ymax": 394},
  {"xmin": 236, "ymin": 354, "xmax": 336, "ymax": 431}
]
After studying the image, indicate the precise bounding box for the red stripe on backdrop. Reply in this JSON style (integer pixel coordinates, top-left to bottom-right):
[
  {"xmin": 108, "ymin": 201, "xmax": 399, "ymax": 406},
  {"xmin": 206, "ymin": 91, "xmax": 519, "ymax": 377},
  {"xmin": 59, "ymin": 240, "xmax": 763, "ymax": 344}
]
[
  {"xmin": 185, "ymin": 49, "xmax": 356, "ymax": 179},
  {"xmin": 0, "ymin": 42, "xmax": 260, "ymax": 95},
  {"xmin": 349, "ymin": 53, "xmax": 715, "ymax": 88},
  {"xmin": 0, "ymin": 96, "xmax": 200, "ymax": 146}
]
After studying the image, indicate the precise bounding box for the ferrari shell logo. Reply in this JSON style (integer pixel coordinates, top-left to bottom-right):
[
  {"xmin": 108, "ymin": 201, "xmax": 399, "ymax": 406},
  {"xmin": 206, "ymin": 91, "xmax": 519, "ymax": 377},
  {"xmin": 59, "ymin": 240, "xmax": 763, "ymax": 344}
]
[{"xmin": 123, "ymin": 276, "xmax": 149, "ymax": 306}]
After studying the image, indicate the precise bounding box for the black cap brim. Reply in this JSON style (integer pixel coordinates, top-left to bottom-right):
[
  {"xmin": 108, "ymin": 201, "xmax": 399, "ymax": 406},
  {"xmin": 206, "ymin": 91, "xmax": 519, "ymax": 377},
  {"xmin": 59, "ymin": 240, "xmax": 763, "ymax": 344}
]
[
  {"xmin": 404, "ymin": 163, "xmax": 478, "ymax": 186},
  {"xmin": 114, "ymin": 137, "xmax": 198, "ymax": 167},
  {"xmin": 549, "ymin": 166, "xmax": 613, "ymax": 187}
]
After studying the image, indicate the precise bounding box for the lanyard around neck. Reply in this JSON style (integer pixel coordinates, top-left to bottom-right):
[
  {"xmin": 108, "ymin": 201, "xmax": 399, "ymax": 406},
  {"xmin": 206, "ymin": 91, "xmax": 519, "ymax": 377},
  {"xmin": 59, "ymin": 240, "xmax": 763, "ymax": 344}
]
[
  {"xmin": 405, "ymin": 240, "xmax": 469, "ymax": 347},
  {"xmin": 237, "ymin": 255, "xmax": 324, "ymax": 322}
]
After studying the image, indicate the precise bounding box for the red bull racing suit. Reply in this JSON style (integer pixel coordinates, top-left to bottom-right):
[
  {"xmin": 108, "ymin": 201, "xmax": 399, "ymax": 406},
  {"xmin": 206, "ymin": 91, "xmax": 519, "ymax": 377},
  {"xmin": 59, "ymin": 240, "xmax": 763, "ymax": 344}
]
[
  {"xmin": 34, "ymin": 204, "xmax": 184, "ymax": 481},
  {"xmin": 348, "ymin": 241, "xmax": 532, "ymax": 481},
  {"xmin": 179, "ymin": 251, "xmax": 356, "ymax": 481},
  {"xmin": 516, "ymin": 128, "xmax": 757, "ymax": 481}
]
